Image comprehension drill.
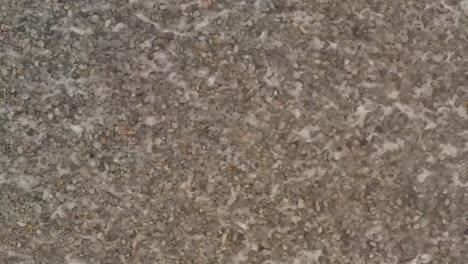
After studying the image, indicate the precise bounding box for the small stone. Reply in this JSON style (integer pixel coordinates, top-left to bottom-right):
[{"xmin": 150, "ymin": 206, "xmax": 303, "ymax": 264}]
[
  {"xmin": 317, "ymin": 226, "xmax": 323, "ymax": 234},
  {"xmin": 140, "ymin": 39, "xmax": 152, "ymax": 49},
  {"xmin": 104, "ymin": 19, "xmax": 112, "ymax": 28},
  {"xmin": 145, "ymin": 116, "xmax": 158, "ymax": 127},
  {"xmin": 33, "ymin": 204, "xmax": 42, "ymax": 214},
  {"xmin": 297, "ymin": 198, "xmax": 305, "ymax": 209},
  {"xmin": 93, "ymin": 141, "xmax": 102, "ymax": 149},
  {"xmin": 311, "ymin": 37, "xmax": 324, "ymax": 50},
  {"xmin": 155, "ymin": 138, "xmax": 163, "ymax": 145},
  {"xmin": 293, "ymin": 71, "xmax": 302, "ymax": 79},
  {"xmin": 74, "ymin": 239, "xmax": 82, "ymax": 246},
  {"xmin": 37, "ymin": 40, "xmax": 45, "ymax": 48}
]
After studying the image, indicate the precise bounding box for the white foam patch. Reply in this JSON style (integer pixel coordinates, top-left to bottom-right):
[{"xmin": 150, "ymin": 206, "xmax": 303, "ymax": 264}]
[
  {"xmin": 296, "ymin": 125, "xmax": 320, "ymax": 142},
  {"xmin": 17, "ymin": 116, "xmax": 38, "ymax": 129},
  {"xmin": 445, "ymin": 97, "xmax": 468, "ymax": 119},
  {"xmin": 424, "ymin": 0, "xmax": 463, "ymax": 27},
  {"xmin": 376, "ymin": 139, "xmax": 405, "ymax": 155},
  {"xmin": 462, "ymin": 0, "xmax": 468, "ymax": 15},
  {"xmin": 382, "ymin": 106, "xmax": 394, "ymax": 117},
  {"xmin": 41, "ymin": 75, "xmax": 94, "ymax": 100},
  {"xmin": 365, "ymin": 224, "xmax": 385, "ymax": 242},
  {"xmin": 16, "ymin": 175, "xmax": 40, "ymax": 190},
  {"xmin": 259, "ymin": 30, "xmax": 268, "ymax": 42},
  {"xmin": 226, "ymin": 187, "xmax": 238, "ymax": 206},
  {"xmin": 245, "ymin": 113, "xmax": 260, "ymax": 127},
  {"xmin": 0, "ymin": 172, "xmax": 7, "ymax": 185},
  {"xmin": 455, "ymin": 105, "xmax": 468, "ymax": 119},
  {"xmin": 270, "ymin": 184, "xmax": 280, "ymax": 199},
  {"xmin": 51, "ymin": 201, "xmax": 77, "ymax": 219},
  {"xmin": 333, "ymin": 81, "xmax": 352, "ymax": 99},
  {"xmin": 351, "ymin": 105, "xmax": 371, "ymax": 127},
  {"xmin": 286, "ymin": 10, "xmax": 315, "ymax": 28},
  {"xmin": 285, "ymin": 168, "xmax": 318, "ymax": 184},
  {"xmin": 0, "ymin": 173, "xmax": 39, "ymax": 191},
  {"xmin": 359, "ymin": 81, "xmax": 380, "ymax": 89},
  {"xmin": 293, "ymin": 250, "xmax": 322, "ymax": 264},
  {"xmin": 112, "ymin": 22, "xmax": 127, "ymax": 32},
  {"xmin": 81, "ymin": 2, "xmax": 112, "ymax": 12},
  {"xmin": 231, "ymin": 246, "xmax": 249, "ymax": 264},
  {"xmin": 394, "ymin": 102, "xmax": 437, "ymax": 130},
  {"xmin": 440, "ymin": 143, "xmax": 458, "ymax": 157},
  {"xmin": 292, "ymin": 108, "xmax": 302, "ymax": 119},
  {"xmin": 407, "ymin": 254, "xmax": 432, "ymax": 264},
  {"xmin": 394, "ymin": 102, "xmax": 420, "ymax": 120},
  {"xmin": 134, "ymin": 5, "xmax": 233, "ymax": 38},
  {"xmin": 310, "ymin": 37, "xmax": 324, "ymax": 50},
  {"xmin": 262, "ymin": 249, "xmax": 323, "ymax": 264},
  {"xmin": 263, "ymin": 67, "xmax": 281, "ymax": 88},
  {"xmin": 68, "ymin": 27, "xmax": 93, "ymax": 35},
  {"xmin": 144, "ymin": 136, "xmax": 153, "ymax": 153},
  {"xmin": 135, "ymin": 13, "xmax": 189, "ymax": 36},
  {"xmin": 207, "ymin": 75, "xmax": 217, "ymax": 86},
  {"xmin": 65, "ymin": 254, "xmax": 88, "ymax": 264},
  {"xmin": 193, "ymin": 9, "xmax": 232, "ymax": 32},
  {"xmin": 0, "ymin": 250, "xmax": 35, "ymax": 264},
  {"xmin": 69, "ymin": 124, "xmax": 84, "ymax": 134},
  {"xmin": 179, "ymin": 173, "xmax": 194, "ymax": 198},
  {"xmin": 144, "ymin": 116, "xmax": 159, "ymax": 127},
  {"xmin": 387, "ymin": 90, "xmax": 399, "ymax": 99},
  {"xmin": 452, "ymin": 162, "xmax": 468, "ymax": 188},
  {"xmin": 132, "ymin": 52, "xmax": 177, "ymax": 80},
  {"xmin": 0, "ymin": 51, "xmax": 21, "ymax": 65},
  {"xmin": 286, "ymin": 81, "xmax": 303, "ymax": 98},
  {"xmin": 414, "ymin": 81, "xmax": 433, "ymax": 98},
  {"xmin": 417, "ymin": 169, "xmax": 432, "ymax": 183}
]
